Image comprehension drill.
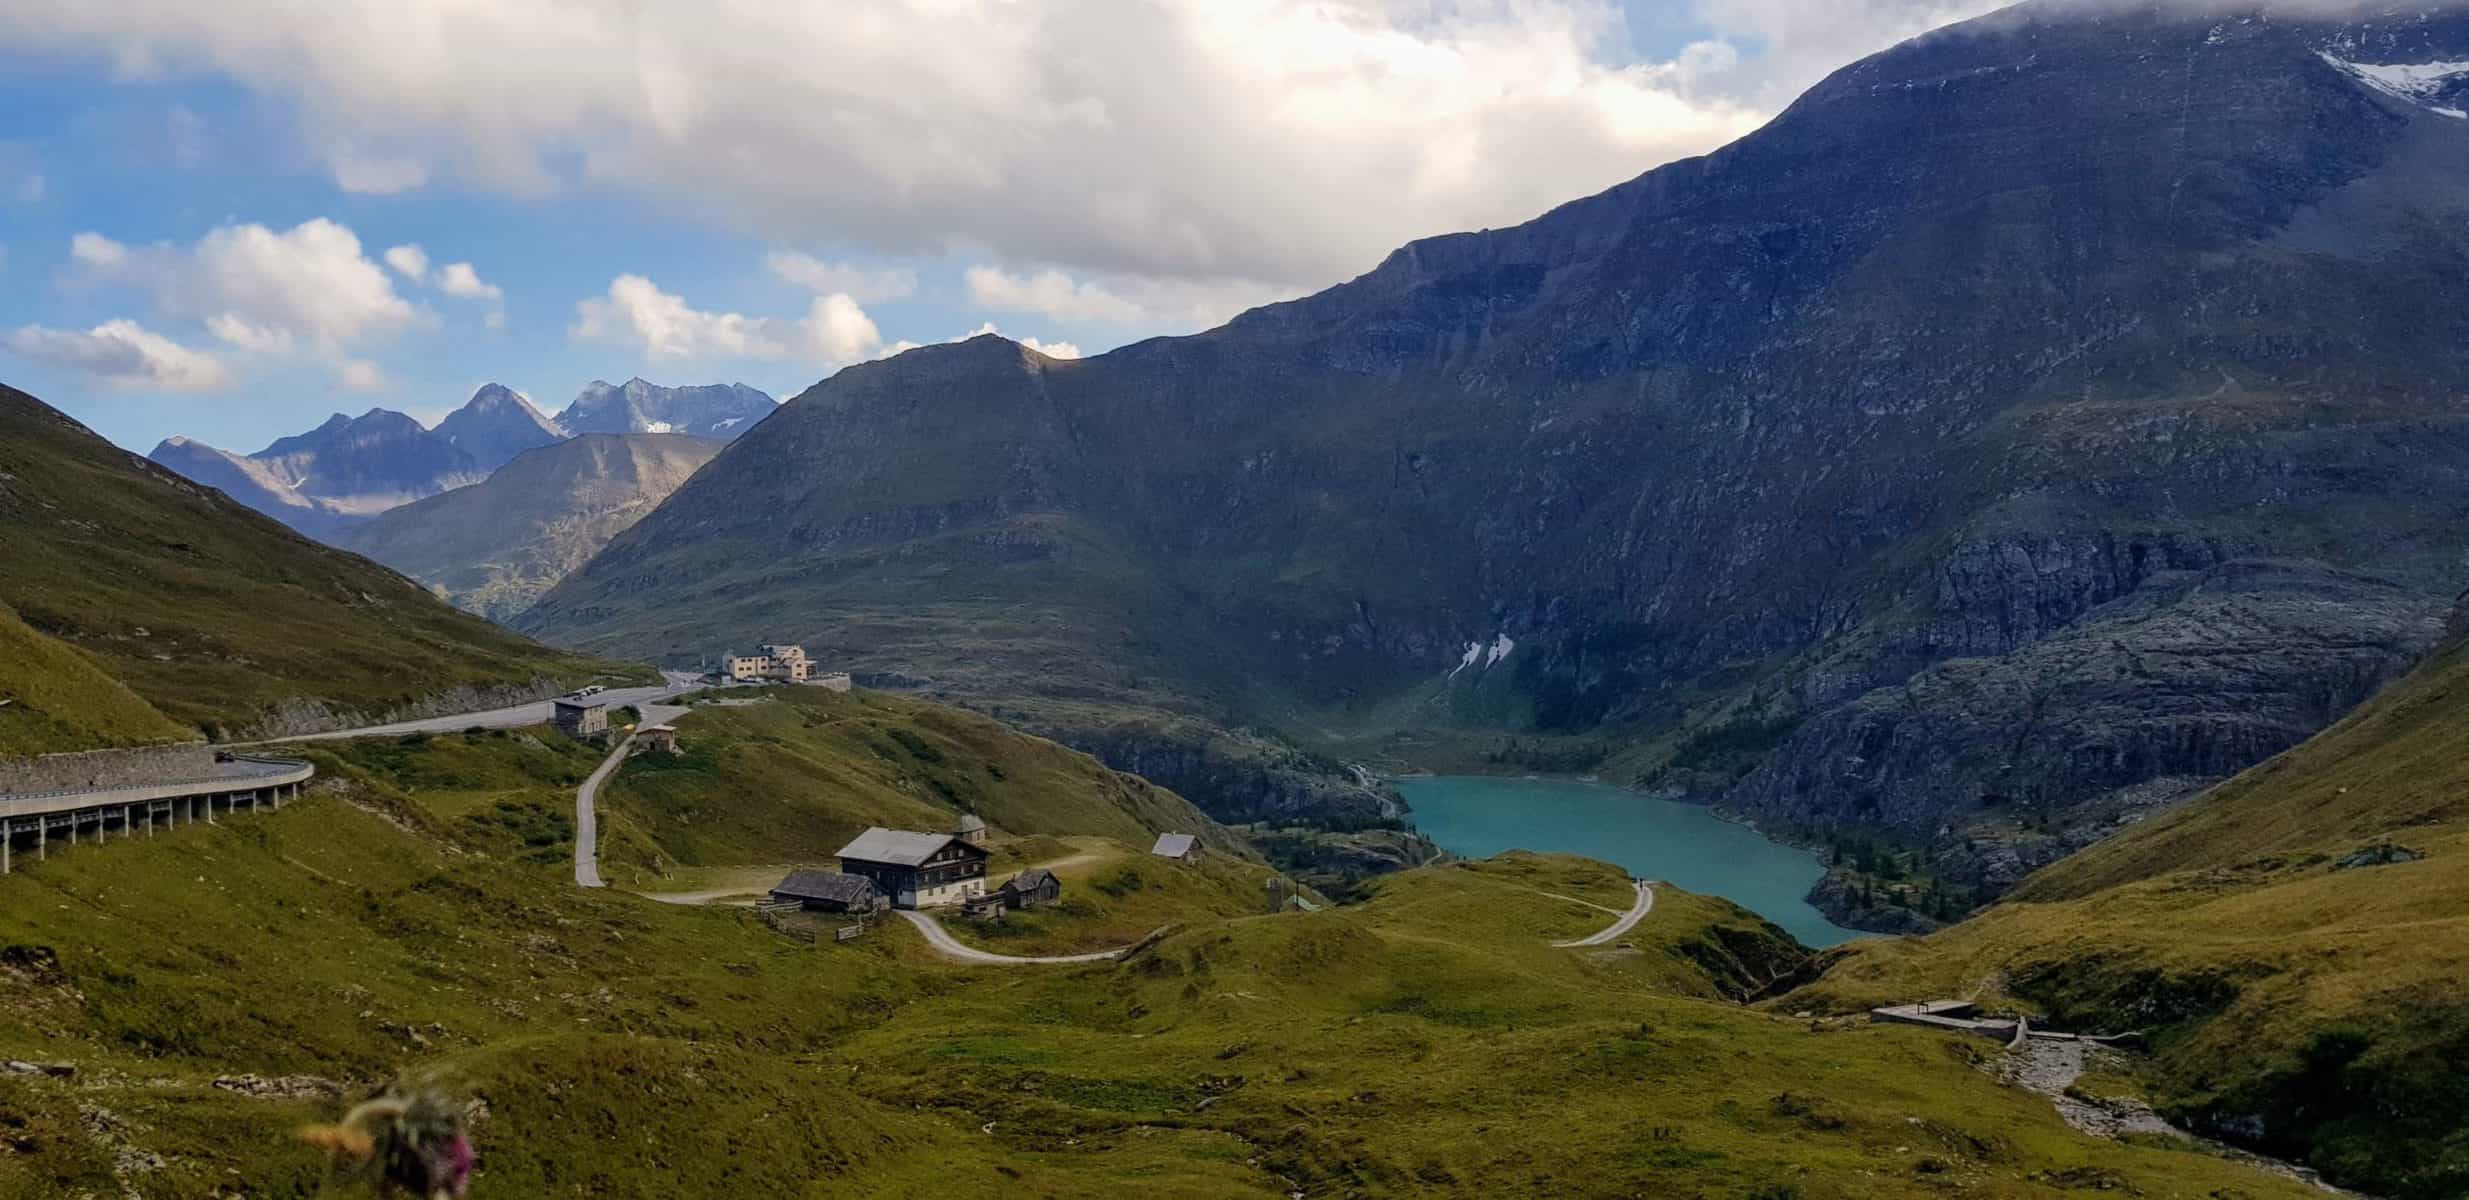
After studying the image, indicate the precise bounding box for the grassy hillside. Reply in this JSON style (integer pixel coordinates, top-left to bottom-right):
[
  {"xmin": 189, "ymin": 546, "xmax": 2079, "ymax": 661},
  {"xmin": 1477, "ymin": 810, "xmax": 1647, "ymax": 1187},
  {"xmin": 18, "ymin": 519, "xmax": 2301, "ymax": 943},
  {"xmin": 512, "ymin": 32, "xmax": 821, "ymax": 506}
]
[
  {"xmin": 0, "ymin": 719, "xmax": 2334, "ymax": 1198},
  {"xmin": 947, "ymin": 839, "xmax": 1287, "ymax": 956},
  {"xmin": 0, "ymin": 384, "xmax": 640, "ymax": 747},
  {"xmin": 0, "ymin": 600, "xmax": 190, "ymax": 757},
  {"xmin": 1785, "ymin": 625, "xmax": 2469, "ymax": 1198},
  {"xmin": 595, "ymin": 686, "xmax": 1238, "ymax": 888}
]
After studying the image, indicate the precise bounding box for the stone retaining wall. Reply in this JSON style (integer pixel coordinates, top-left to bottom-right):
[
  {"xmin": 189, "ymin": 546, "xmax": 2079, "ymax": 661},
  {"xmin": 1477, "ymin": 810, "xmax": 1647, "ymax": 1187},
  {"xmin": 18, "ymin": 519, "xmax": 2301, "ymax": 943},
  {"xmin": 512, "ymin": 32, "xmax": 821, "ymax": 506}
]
[{"xmin": 0, "ymin": 743, "xmax": 216, "ymax": 796}]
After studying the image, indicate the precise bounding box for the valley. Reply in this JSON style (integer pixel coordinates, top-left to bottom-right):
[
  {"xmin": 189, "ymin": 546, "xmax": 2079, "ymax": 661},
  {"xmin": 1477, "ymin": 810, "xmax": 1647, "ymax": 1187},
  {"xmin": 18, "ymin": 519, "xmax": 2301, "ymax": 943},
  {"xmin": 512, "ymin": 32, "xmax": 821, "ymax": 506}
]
[{"xmin": 5, "ymin": 0, "xmax": 2469, "ymax": 1196}]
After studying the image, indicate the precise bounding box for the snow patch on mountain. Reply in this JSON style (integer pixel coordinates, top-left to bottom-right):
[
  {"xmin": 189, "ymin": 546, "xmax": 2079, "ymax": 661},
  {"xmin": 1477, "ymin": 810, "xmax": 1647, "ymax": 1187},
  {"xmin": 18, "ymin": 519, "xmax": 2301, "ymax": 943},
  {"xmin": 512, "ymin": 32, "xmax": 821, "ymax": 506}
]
[
  {"xmin": 1446, "ymin": 634, "xmax": 1517, "ymax": 679},
  {"xmin": 2319, "ymin": 53, "xmax": 2469, "ymax": 118}
]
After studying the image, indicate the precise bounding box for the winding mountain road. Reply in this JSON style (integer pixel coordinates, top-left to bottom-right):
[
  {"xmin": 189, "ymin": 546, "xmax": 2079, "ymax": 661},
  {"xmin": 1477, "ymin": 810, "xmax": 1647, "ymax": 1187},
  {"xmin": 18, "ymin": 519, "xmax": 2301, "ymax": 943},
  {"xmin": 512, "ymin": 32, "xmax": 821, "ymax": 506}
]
[
  {"xmin": 893, "ymin": 909, "xmax": 1137, "ymax": 965},
  {"xmin": 573, "ymin": 699, "xmax": 690, "ymax": 889},
  {"xmin": 1553, "ymin": 880, "xmax": 1655, "ymax": 948},
  {"xmin": 270, "ymin": 672, "xmax": 702, "ymax": 744}
]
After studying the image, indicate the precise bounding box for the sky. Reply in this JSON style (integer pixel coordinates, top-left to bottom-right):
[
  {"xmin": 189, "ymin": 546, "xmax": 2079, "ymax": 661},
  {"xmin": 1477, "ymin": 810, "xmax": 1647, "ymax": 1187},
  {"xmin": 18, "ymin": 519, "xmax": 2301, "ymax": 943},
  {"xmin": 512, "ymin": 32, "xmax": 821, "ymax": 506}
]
[{"xmin": 0, "ymin": 0, "xmax": 2005, "ymax": 453}]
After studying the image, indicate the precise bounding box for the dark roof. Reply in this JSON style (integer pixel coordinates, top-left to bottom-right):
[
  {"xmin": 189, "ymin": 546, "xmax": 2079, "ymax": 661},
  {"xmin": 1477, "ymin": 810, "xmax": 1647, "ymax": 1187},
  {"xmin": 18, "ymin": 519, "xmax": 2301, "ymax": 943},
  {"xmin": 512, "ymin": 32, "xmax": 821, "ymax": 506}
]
[
  {"xmin": 770, "ymin": 870, "xmax": 878, "ymax": 904},
  {"xmin": 1002, "ymin": 868, "xmax": 1059, "ymax": 894},
  {"xmin": 836, "ymin": 826, "xmax": 984, "ymax": 866}
]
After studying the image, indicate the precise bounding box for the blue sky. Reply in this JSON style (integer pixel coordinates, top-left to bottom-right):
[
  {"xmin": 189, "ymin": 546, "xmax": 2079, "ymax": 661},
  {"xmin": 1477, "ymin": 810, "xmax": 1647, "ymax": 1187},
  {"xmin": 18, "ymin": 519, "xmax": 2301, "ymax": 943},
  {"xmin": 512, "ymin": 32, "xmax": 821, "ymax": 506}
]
[{"xmin": 0, "ymin": 0, "xmax": 1980, "ymax": 453}]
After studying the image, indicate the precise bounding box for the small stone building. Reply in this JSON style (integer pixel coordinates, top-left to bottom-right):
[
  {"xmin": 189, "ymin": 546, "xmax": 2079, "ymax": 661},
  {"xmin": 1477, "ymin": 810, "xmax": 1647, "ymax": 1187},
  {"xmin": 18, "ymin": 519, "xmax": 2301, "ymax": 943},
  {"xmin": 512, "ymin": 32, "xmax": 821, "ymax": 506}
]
[
  {"xmin": 998, "ymin": 867, "xmax": 1062, "ymax": 910},
  {"xmin": 552, "ymin": 699, "xmax": 608, "ymax": 738},
  {"xmin": 955, "ymin": 813, "xmax": 988, "ymax": 846},
  {"xmin": 768, "ymin": 870, "xmax": 885, "ymax": 913},
  {"xmin": 635, "ymin": 724, "xmax": 680, "ymax": 755},
  {"xmin": 1150, "ymin": 832, "xmax": 1199, "ymax": 861}
]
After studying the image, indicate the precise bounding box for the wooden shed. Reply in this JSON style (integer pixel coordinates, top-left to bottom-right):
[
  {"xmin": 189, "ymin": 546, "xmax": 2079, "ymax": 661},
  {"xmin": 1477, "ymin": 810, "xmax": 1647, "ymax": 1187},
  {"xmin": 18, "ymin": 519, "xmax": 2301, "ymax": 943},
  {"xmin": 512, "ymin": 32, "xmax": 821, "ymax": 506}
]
[
  {"xmin": 768, "ymin": 869, "xmax": 886, "ymax": 913},
  {"xmin": 999, "ymin": 867, "xmax": 1063, "ymax": 910}
]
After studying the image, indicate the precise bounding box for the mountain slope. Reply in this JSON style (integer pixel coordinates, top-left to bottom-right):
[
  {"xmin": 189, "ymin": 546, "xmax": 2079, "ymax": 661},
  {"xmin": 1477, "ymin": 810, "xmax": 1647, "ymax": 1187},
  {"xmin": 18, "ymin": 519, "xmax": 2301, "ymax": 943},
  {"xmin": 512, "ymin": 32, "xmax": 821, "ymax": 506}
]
[
  {"xmin": 0, "ymin": 383, "xmax": 635, "ymax": 744},
  {"xmin": 430, "ymin": 382, "xmax": 566, "ymax": 472},
  {"xmin": 529, "ymin": 2, "xmax": 2469, "ymax": 902},
  {"xmin": 335, "ymin": 433, "xmax": 720, "ymax": 621},
  {"xmin": 143, "ymin": 434, "xmax": 353, "ymax": 538},
  {"xmin": 0, "ymin": 600, "xmax": 190, "ymax": 757},
  {"xmin": 555, "ymin": 377, "xmax": 776, "ymax": 439},
  {"xmin": 1787, "ymin": 600, "xmax": 2469, "ymax": 1197}
]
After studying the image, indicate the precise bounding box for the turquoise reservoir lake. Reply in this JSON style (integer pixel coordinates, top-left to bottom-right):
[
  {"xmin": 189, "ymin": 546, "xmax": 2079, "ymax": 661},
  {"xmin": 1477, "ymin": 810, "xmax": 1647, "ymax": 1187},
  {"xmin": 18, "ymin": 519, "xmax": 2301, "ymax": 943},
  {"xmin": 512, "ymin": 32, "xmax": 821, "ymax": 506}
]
[{"xmin": 1394, "ymin": 776, "xmax": 1865, "ymax": 948}]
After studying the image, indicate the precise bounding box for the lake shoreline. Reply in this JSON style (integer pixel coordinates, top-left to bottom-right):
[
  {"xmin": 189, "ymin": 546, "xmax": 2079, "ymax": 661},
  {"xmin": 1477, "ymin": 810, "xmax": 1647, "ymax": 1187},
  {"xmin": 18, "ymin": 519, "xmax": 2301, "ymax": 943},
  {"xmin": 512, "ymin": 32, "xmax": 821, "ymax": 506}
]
[{"xmin": 1391, "ymin": 774, "xmax": 1866, "ymax": 948}]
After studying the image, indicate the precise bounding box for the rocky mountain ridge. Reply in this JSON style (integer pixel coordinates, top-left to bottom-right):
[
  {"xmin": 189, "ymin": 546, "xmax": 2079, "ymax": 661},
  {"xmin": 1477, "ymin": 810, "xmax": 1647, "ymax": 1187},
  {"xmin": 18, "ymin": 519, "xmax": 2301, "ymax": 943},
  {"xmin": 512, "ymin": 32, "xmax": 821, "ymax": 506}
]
[
  {"xmin": 554, "ymin": 378, "xmax": 777, "ymax": 440},
  {"xmin": 146, "ymin": 378, "xmax": 774, "ymax": 540},
  {"xmin": 335, "ymin": 432, "xmax": 723, "ymax": 622}
]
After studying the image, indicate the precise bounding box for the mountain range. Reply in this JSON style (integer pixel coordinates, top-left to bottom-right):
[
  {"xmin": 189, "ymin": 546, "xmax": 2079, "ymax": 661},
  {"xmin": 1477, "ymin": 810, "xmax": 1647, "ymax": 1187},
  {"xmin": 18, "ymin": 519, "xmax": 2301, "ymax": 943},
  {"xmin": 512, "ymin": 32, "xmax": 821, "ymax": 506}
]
[
  {"xmin": 527, "ymin": 1, "xmax": 2469, "ymax": 927},
  {"xmin": 145, "ymin": 378, "xmax": 775, "ymax": 540},
  {"xmin": 335, "ymin": 432, "xmax": 723, "ymax": 621},
  {"xmin": 0, "ymin": 384, "xmax": 633, "ymax": 745}
]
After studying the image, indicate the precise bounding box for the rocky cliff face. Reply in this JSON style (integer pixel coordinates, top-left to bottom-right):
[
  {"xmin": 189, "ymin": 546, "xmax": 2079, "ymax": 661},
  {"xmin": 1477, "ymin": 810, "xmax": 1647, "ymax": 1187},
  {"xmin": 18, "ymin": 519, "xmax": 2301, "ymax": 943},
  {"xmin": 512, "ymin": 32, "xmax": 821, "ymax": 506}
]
[{"xmin": 531, "ymin": 2, "xmax": 2469, "ymax": 889}]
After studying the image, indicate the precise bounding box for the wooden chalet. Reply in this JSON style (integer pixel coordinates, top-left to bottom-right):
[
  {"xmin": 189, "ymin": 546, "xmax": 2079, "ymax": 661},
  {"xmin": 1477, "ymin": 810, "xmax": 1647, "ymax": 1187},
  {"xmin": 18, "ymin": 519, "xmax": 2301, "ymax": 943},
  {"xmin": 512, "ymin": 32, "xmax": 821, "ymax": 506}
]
[
  {"xmin": 998, "ymin": 867, "xmax": 1062, "ymax": 910},
  {"xmin": 834, "ymin": 826, "xmax": 990, "ymax": 909},
  {"xmin": 768, "ymin": 869, "xmax": 885, "ymax": 913}
]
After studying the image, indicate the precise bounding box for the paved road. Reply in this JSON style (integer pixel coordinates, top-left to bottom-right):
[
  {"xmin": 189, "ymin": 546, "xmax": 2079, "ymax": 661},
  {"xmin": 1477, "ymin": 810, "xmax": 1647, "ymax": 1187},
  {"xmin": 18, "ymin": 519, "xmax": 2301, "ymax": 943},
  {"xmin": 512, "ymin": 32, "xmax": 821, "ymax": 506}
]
[
  {"xmin": 572, "ymin": 698, "xmax": 692, "ymax": 890},
  {"xmin": 1553, "ymin": 880, "xmax": 1656, "ymax": 948},
  {"xmin": 267, "ymin": 672, "xmax": 702, "ymax": 744},
  {"xmin": 892, "ymin": 909, "xmax": 1136, "ymax": 965}
]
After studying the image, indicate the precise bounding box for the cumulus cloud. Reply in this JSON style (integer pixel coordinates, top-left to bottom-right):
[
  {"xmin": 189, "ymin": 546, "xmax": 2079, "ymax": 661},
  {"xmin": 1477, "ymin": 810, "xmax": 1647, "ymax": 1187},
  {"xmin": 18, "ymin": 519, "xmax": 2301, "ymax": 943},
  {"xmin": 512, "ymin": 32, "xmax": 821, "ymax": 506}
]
[
  {"xmin": 965, "ymin": 266, "xmax": 1145, "ymax": 326},
  {"xmin": 767, "ymin": 252, "xmax": 917, "ymax": 303},
  {"xmin": 382, "ymin": 243, "xmax": 427, "ymax": 281},
  {"xmin": 0, "ymin": 0, "xmax": 1777, "ymax": 295},
  {"xmin": 572, "ymin": 273, "xmax": 884, "ymax": 366},
  {"xmin": 71, "ymin": 218, "xmax": 423, "ymax": 354},
  {"xmin": 436, "ymin": 260, "xmax": 499, "ymax": 301},
  {"xmin": 4, "ymin": 318, "xmax": 232, "ymax": 391}
]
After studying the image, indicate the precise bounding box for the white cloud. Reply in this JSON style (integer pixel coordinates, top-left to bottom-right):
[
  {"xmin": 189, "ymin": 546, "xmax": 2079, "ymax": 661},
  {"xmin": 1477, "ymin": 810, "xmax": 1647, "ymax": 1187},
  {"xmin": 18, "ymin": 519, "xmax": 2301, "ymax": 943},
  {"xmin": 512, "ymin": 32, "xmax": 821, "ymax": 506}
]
[
  {"xmin": 333, "ymin": 357, "xmax": 389, "ymax": 391},
  {"xmin": 965, "ymin": 266, "xmax": 1145, "ymax": 326},
  {"xmin": 70, "ymin": 218, "xmax": 424, "ymax": 354},
  {"xmin": 962, "ymin": 322, "xmax": 1080, "ymax": 360},
  {"xmin": 571, "ymin": 273, "xmax": 886, "ymax": 367},
  {"xmin": 767, "ymin": 252, "xmax": 916, "ymax": 303},
  {"xmin": 382, "ymin": 243, "xmax": 427, "ymax": 281},
  {"xmin": 436, "ymin": 260, "xmax": 500, "ymax": 301},
  {"xmin": 4, "ymin": 318, "xmax": 232, "ymax": 391},
  {"xmin": 328, "ymin": 145, "xmax": 428, "ymax": 194},
  {"xmin": 0, "ymin": 0, "xmax": 1786, "ymax": 298}
]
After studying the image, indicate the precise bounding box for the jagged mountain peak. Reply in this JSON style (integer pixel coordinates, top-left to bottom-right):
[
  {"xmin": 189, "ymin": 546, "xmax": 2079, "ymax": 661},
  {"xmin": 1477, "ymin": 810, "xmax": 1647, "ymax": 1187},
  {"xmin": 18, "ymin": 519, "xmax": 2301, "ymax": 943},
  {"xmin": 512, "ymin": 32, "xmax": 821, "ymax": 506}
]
[{"xmin": 554, "ymin": 376, "xmax": 776, "ymax": 440}]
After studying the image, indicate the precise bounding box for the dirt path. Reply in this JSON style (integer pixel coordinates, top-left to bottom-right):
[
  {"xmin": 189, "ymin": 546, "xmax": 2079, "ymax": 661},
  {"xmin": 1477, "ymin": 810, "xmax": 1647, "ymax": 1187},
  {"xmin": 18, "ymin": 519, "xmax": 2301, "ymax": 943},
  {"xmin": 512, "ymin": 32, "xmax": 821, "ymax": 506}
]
[
  {"xmin": 994, "ymin": 845, "xmax": 1121, "ymax": 886},
  {"xmin": 892, "ymin": 909, "xmax": 1135, "ymax": 965},
  {"xmin": 1553, "ymin": 880, "xmax": 1655, "ymax": 948}
]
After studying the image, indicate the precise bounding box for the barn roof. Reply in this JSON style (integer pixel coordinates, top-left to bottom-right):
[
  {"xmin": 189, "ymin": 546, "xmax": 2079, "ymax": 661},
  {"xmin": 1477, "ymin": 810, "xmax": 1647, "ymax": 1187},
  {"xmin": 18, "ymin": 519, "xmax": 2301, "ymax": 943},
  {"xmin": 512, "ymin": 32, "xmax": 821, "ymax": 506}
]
[
  {"xmin": 955, "ymin": 813, "xmax": 987, "ymax": 833},
  {"xmin": 770, "ymin": 870, "xmax": 877, "ymax": 903},
  {"xmin": 1151, "ymin": 833, "xmax": 1197, "ymax": 859},
  {"xmin": 835, "ymin": 827, "xmax": 976, "ymax": 866},
  {"xmin": 1004, "ymin": 868, "xmax": 1058, "ymax": 893}
]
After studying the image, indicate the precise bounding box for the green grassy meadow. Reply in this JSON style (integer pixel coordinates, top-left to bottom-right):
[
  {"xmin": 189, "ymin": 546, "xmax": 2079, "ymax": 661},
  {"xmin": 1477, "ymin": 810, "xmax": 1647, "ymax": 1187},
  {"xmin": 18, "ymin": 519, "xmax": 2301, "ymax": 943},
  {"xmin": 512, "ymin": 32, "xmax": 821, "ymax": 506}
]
[{"xmin": 0, "ymin": 713, "xmax": 2351, "ymax": 1200}]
